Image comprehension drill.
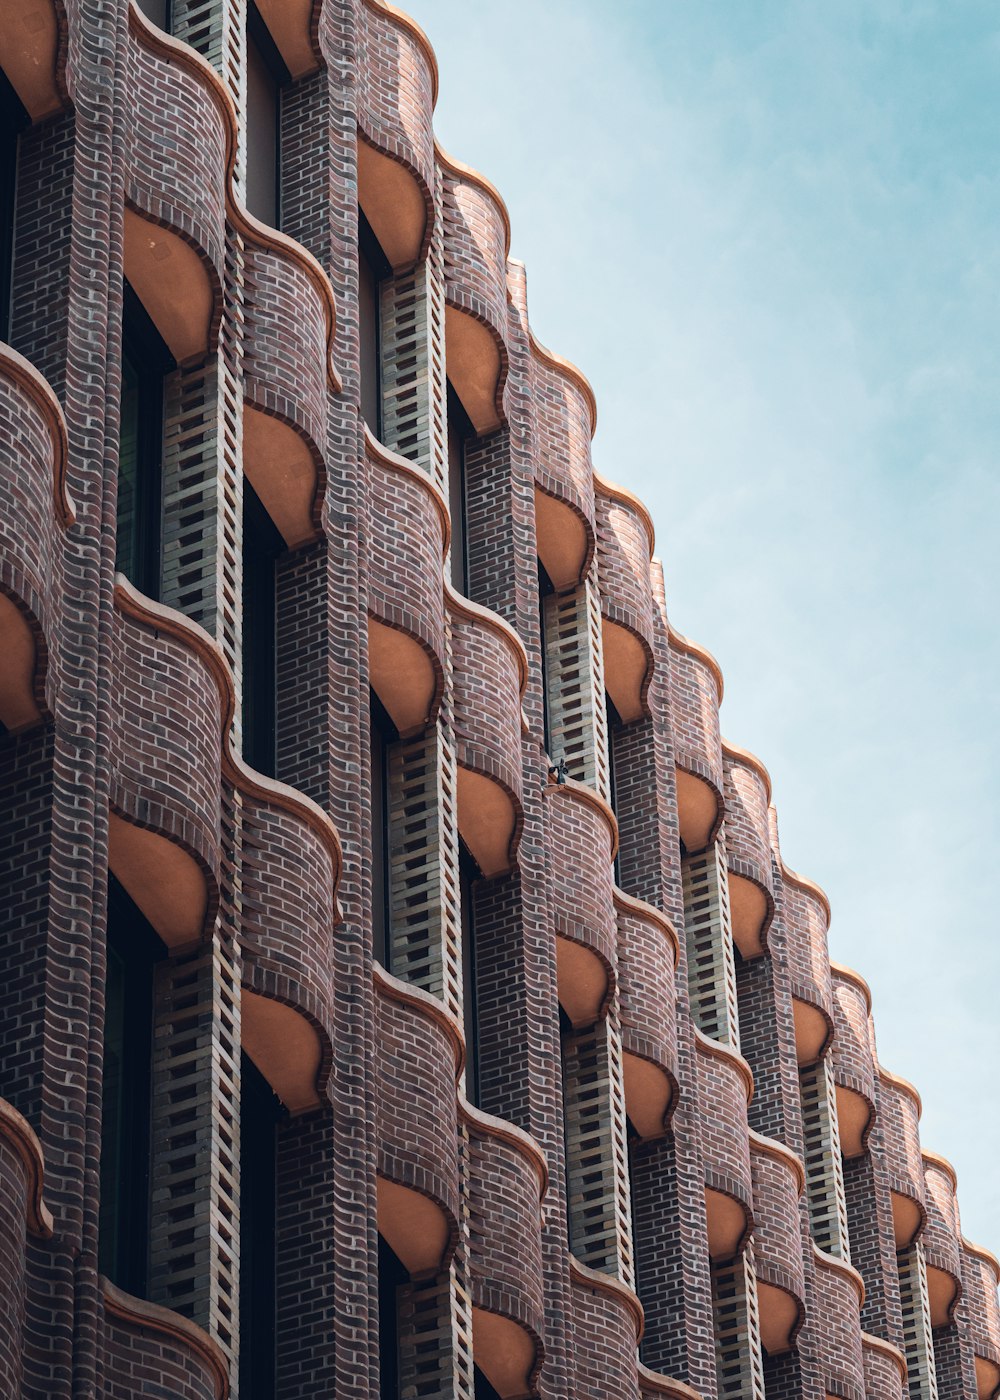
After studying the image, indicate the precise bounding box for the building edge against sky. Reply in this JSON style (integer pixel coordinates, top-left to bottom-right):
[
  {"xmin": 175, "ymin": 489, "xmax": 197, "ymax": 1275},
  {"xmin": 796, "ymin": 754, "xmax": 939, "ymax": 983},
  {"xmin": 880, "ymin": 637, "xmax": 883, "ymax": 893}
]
[{"xmin": 0, "ymin": 0, "xmax": 997, "ymax": 1398}]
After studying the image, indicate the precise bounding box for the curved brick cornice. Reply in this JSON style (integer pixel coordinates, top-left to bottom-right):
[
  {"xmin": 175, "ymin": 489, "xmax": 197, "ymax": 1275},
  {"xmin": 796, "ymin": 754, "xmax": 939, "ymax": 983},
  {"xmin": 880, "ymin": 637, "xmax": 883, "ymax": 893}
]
[
  {"xmin": 0, "ymin": 341, "xmax": 75, "ymax": 726},
  {"xmin": 812, "ymin": 1243, "xmax": 867, "ymax": 1309},
  {"xmin": 921, "ymin": 1150, "xmax": 964, "ymax": 1324},
  {"xmin": 861, "ymin": 1331, "xmax": 908, "ymax": 1389},
  {"xmin": 594, "ymin": 471, "xmax": 656, "ymax": 722},
  {"xmin": 667, "ymin": 624, "xmax": 724, "ymax": 704},
  {"xmin": 964, "ymin": 1239, "xmax": 1000, "ymax": 1288},
  {"xmin": 438, "ymin": 142, "xmax": 511, "ymax": 431},
  {"xmin": 463, "ymin": 1098, "xmax": 546, "ymax": 1394},
  {"xmin": 778, "ymin": 860, "xmax": 832, "ymax": 928},
  {"xmin": 543, "ymin": 777, "xmax": 619, "ymax": 1025},
  {"xmin": 811, "ymin": 1245, "xmax": 866, "ymax": 1400},
  {"xmin": 720, "ymin": 740, "xmax": 771, "ymax": 804},
  {"xmin": 830, "ymin": 966, "xmax": 876, "ymax": 1156},
  {"xmin": 356, "ymin": 0, "xmax": 437, "ymax": 267},
  {"xmin": 362, "ymin": 0, "xmax": 440, "ymax": 107},
  {"xmin": 749, "ymin": 1129, "xmax": 806, "ymax": 1196},
  {"xmin": 366, "ymin": 425, "xmax": 451, "ymax": 557},
  {"xmin": 435, "ymin": 143, "xmax": 512, "ymax": 260},
  {"xmin": 615, "ymin": 889, "xmax": 679, "ymax": 1137},
  {"xmin": 637, "ymin": 1364, "xmax": 706, "ymax": 1399},
  {"xmin": 593, "ymin": 472, "xmax": 656, "ymax": 560},
  {"xmin": 445, "ymin": 585, "xmax": 528, "ymax": 696},
  {"xmin": 544, "ymin": 774, "xmax": 620, "ymax": 861},
  {"xmin": 129, "ymin": 4, "xmax": 342, "ymax": 392},
  {"xmin": 366, "ymin": 427, "xmax": 449, "ymax": 732},
  {"xmin": 613, "ymin": 888, "xmax": 680, "ymax": 962},
  {"xmin": 374, "ymin": 969, "xmax": 462, "ymax": 1273},
  {"xmin": 101, "ymin": 1277, "xmax": 230, "ymax": 1400},
  {"xmin": 114, "ymin": 577, "xmax": 344, "ymax": 905},
  {"xmin": 695, "ymin": 1030, "xmax": 755, "ymax": 1258},
  {"xmin": 877, "ymin": 1065, "xmax": 923, "ymax": 1119},
  {"xmin": 527, "ymin": 328, "xmax": 598, "ymax": 439},
  {"xmin": 373, "ymin": 963, "xmax": 466, "ymax": 1080},
  {"xmin": 722, "ymin": 745, "xmax": 775, "ymax": 958},
  {"xmin": 0, "ymin": 343, "xmax": 74, "ymax": 528},
  {"xmin": 0, "ymin": 1099, "xmax": 54, "ymax": 1239},
  {"xmin": 693, "ymin": 1028, "xmax": 754, "ymax": 1106},
  {"xmin": 829, "ymin": 960, "xmax": 873, "ymax": 1015},
  {"xmin": 751, "ymin": 1134, "xmax": 807, "ymax": 1352},
  {"xmin": 923, "ymin": 1148, "xmax": 959, "ymax": 1193},
  {"xmin": 459, "ymin": 1097, "xmax": 548, "ymax": 1201},
  {"xmin": 568, "ymin": 1255, "xmax": 645, "ymax": 1342},
  {"xmin": 448, "ymin": 584, "xmax": 527, "ymax": 874}
]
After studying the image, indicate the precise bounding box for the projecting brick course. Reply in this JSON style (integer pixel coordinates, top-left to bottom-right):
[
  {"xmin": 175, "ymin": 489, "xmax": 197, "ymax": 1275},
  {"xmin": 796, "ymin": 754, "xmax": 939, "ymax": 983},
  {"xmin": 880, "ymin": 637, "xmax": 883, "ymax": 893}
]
[{"xmin": 0, "ymin": 2, "xmax": 996, "ymax": 1398}]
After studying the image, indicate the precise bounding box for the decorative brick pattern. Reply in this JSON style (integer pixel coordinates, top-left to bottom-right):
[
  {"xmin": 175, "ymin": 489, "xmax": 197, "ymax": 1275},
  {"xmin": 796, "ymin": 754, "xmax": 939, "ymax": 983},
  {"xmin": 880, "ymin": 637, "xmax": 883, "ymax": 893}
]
[
  {"xmin": 1, "ymin": 4, "xmax": 996, "ymax": 1400},
  {"xmin": 800, "ymin": 1056, "xmax": 851, "ymax": 1261},
  {"xmin": 683, "ymin": 840, "xmax": 740, "ymax": 1050}
]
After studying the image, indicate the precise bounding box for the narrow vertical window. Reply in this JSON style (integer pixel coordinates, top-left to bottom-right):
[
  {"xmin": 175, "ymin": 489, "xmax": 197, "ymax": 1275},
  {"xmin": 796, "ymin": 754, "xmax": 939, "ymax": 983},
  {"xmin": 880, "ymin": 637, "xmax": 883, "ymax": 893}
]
[
  {"xmin": 99, "ymin": 874, "xmax": 165, "ymax": 1296},
  {"xmin": 242, "ymin": 480, "xmax": 284, "ymax": 777},
  {"xmin": 358, "ymin": 212, "xmax": 390, "ymax": 434},
  {"xmin": 370, "ymin": 689, "xmax": 397, "ymax": 968},
  {"xmin": 0, "ymin": 68, "xmax": 28, "ymax": 343},
  {"xmin": 134, "ymin": 0, "xmax": 171, "ymax": 29},
  {"xmin": 605, "ymin": 692, "xmax": 622, "ymax": 885},
  {"xmin": 537, "ymin": 560, "xmax": 555, "ymax": 755},
  {"xmin": 239, "ymin": 1053, "xmax": 281, "ymax": 1400},
  {"xmin": 117, "ymin": 285, "xmax": 173, "ymax": 597},
  {"xmin": 447, "ymin": 385, "xmax": 473, "ymax": 593},
  {"xmin": 379, "ymin": 1235, "xmax": 407, "ymax": 1399},
  {"xmin": 245, "ymin": 2, "xmax": 289, "ymax": 228},
  {"xmin": 460, "ymin": 842, "xmax": 480, "ymax": 1106}
]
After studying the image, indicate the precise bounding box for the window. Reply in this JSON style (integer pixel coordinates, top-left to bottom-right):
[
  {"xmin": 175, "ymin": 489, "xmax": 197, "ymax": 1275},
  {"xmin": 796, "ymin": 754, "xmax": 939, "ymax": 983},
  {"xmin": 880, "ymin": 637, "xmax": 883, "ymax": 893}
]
[
  {"xmin": 239, "ymin": 1053, "xmax": 282, "ymax": 1400},
  {"xmin": 537, "ymin": 560, "xmax": 555, "ymax": 755},
  {"xmin": 460, "ymin": 842, "xmax": 480, "ymax": 1106},
  {"xmin": 447, "ymin": 386, "xmax": 473, "ymax": 593},
  {"xmin": 0, "ymin": 67, "xmax": 28, "ymax": 343},
  {"xmin": 117, "ymin": 284, "xmax": 173, "ymax": 598},
  {"xmin": 99, "ymin": 874, "xmax": 166, "ymax": 1295},
  {"xmin": 242, "ymin": 479, "xmax": 285, "ymax": 777},
  {"xmin": 605, "ymin": 692, "xmax": 622, "ymax": 885},
  {"xmin": 245, "ymin": 2, "xmax": 289, "ymax": 227},
  {"xmin": 134, "ymin": 0, "xmax": 171, "ymax": 29},
  {"xmin": 370, "ymin": 689, "xmax": 397, "ymax": 968},
  {"xmin": 474, "ymin": 1368, "xmax": 503, "ymax": 1400},
  {"xmin": 378, "ymin": 1235, "xmax": 407, "ymax": 1399},
  {"xmin": 358, "ymin": 212, "xmax": 390, "ymax": 434}
]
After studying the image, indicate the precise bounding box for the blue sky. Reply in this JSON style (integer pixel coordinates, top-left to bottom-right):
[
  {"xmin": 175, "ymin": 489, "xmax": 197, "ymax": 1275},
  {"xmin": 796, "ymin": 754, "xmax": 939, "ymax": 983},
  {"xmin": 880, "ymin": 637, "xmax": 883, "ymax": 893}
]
[{"xmin": 406, "ymin": 0, "xmax": 1000, "ymax": 1247}]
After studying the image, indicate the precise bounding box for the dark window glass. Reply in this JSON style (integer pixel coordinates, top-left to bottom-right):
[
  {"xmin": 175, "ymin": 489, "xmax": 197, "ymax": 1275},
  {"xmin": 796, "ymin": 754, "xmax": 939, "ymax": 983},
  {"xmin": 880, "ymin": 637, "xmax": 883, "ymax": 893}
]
[
  {"xmin": 135, "ymin": 0, "xmax": 171, "ymax": 29},
  {"xmin": 242, "ymin": 479, "xmax": 285, "ymax": 777},
  {"xmin": 474, "ymin": 1368, "xmax": 503, "ymax": 1400},
  {"xmin": 558, "ymin": 1003, "xmax": 574, "ymax": 1250},
  {"xmin": 239, "ymin": 1053, "xmax": 282, "ymax": 1400},
  {"xmin": 246, "ymin": 2, "xmax": 288, "ymax": 228},
  {"xmin": 99, "ymin": 875, "xmax": 166, "ymax": 1295},
  {"xmin": 447, "ymin": 385, "xmax": 473, "ymax": 594},
  {"xmin": 379, "ymin": 1234, "xmax": 408, "ymax": 1399},
  {"xmin": 537, "ymin": 560, "xmax": 555, "ymax": 756},
  {"xmin": 370, "ymin": 689, "xmax": 397, "ymax": 968},
  {"xmin": 460, "ymin": 842, "xmax": 481, "ymax": 1106},
  {"xmin": 359, "ymin": 212, "xmax": 390, "ymax": 434},
  {"xmin": 606, "ymin": 692, "xmax": 622, "ymax": 885},
  {"xmin": 117, "ymin": 284, "xmax": 173, "ymax": 597},
  {"xmin": 0, "ymin": 67, "xmax": 28, "ymax": 343}
]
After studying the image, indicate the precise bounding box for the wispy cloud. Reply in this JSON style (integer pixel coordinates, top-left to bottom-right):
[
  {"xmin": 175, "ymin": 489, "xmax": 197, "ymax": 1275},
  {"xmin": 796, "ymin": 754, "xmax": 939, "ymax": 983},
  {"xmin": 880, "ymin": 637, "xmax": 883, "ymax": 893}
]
[{"xmin": 410, "ymin": 0, "xmax": 1000, "ymax": 1245}]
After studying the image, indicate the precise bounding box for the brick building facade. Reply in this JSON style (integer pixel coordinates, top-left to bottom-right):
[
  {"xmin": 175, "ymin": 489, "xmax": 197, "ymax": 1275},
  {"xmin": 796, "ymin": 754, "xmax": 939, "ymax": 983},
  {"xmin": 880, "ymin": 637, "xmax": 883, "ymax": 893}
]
[{"xmin": 0, "ymin": 1, "xmax": 997, "ymax": 1397}]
